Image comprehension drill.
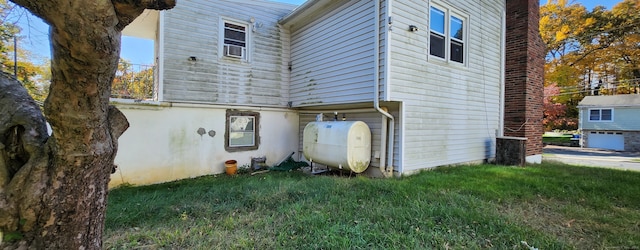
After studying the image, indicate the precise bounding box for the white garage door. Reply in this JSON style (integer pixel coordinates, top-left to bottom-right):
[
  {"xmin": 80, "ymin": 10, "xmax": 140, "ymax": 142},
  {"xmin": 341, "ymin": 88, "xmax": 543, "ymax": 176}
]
[{"xmin": 588, "ymin": 132, "xmax": 624, "ymax": 151}]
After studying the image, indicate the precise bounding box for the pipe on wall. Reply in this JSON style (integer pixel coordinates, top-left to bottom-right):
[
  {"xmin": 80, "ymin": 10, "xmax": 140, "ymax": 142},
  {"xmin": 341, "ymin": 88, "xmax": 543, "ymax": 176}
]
[{"xmin": 374, "ymin": 0, "xmax": 395, "ymax": 177}]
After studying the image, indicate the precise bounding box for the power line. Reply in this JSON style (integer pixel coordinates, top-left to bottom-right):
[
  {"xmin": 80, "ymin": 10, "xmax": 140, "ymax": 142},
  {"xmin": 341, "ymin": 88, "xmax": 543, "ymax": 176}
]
[{"xmin": 547, "ymin": 82, "xmax": 640, "ymax": 97}]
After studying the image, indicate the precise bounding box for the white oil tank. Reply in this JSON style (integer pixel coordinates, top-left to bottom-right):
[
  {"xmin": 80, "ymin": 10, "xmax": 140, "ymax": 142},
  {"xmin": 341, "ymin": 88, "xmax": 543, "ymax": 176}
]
[{"xmin": 303, "ymin": 121, "xmax": 371, "ymax": 173}]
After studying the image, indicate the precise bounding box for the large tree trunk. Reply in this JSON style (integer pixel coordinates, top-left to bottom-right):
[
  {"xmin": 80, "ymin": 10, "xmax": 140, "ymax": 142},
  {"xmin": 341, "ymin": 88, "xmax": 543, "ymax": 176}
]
[{"xmin": 0, "ymin": 0, "xmax": 175, "ymax": 248}]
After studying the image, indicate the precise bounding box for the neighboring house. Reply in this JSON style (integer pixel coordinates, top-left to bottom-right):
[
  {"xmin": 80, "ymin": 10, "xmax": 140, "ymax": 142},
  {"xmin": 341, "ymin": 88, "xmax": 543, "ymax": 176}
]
[
  {"xmin": 111, "ymin": 0, "xmax": 542, "ymax": 187},
  {"xmin": 577, "ymin": 95, "xmax": 640, "ymax": 151}
]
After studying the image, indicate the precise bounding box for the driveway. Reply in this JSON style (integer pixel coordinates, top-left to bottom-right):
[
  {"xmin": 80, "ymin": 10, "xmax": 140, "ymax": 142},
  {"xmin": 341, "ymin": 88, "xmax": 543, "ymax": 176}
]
[{"xmin": 543, "ymin": 145, "xmax": 640, "ymax": 172}]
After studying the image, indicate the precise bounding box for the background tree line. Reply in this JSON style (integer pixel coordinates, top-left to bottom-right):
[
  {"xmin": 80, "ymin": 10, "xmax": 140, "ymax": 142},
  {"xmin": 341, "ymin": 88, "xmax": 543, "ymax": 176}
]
[
  {"xmin": 0, "ymin": 0, "xmax": 155, "ymax": 103},
  {"xmin": 111, "ymin": 59, "xmax": 155, "ymax": 100},
  {"xmin": 0, "ymin": 0, "xmax": 48, "ymax": 102},
  {"xmin": 541, "ymin": 0, "xmax": 640, "ymax": 131}
]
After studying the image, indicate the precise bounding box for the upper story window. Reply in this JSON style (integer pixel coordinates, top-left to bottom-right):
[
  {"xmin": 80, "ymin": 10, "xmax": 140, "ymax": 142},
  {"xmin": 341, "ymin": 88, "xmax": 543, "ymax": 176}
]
[
  {"xmin": 589, "ymin": 108, "xmax": 613, "ymax": 122},
  {"xmin": 429, "ymin": 4, "xmax": 466, "ymax": 64},
  {"xmin": 221, "ymin": 19, "xmax": 249, "ymax": 61}
]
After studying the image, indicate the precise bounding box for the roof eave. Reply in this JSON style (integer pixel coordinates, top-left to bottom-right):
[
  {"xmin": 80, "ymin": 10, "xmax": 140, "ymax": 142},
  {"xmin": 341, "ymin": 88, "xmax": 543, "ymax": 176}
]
[
  {"xmin": 279, "ymin": 0, "xmax": 332, "ymax": 26},
  {"xmin": 578, "ymin": 104, "xmax": 640, "ymax": 108}
]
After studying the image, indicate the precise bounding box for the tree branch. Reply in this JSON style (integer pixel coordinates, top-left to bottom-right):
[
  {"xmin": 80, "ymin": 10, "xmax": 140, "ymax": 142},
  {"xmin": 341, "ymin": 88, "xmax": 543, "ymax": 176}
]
[
  {"xmin": 568, "ymin": 44, "xmax": 609, "ymax": 67},
  {"xmin": 0, "ymin": 73, "xmax": 48, "ymax": 183},
  {"xmin": 108, "ymin": 105, "xmax": 129, "ymax": 140},
  {"xmin": 8, "ymin": 0, "xmax": 56, "ymax": 25},
  {"xmin": 0, "ymin": 72, "xmax": 48, "ymax": 232},
  {"xmin": 111, "ymin": 0, "xmax": 176, "ymax": 30}
]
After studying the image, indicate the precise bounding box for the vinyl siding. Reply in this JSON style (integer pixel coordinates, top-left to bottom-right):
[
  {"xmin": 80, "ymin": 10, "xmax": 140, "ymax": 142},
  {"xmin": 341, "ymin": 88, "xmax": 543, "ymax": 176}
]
[
  {"xmin": 161, "ymin": 0, "xmax": 295, "ymax": 106},
  {"xmin": 389, "ymin": 0, "xmax": 504, "ymax": 170},
  {"xmin": 378, "ymin": 0, "xmax": 389, "ymax": 101},
  {"xmin": 289, "ymin": 0, "xmax": 376, "ymax": 107},
  {"xmin": 580, "ymin": 107, "xmax": 640, "ymax": 131}
]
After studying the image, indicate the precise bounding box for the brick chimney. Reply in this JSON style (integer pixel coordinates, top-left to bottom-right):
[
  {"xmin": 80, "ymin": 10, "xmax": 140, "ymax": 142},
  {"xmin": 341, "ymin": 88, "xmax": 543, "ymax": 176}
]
[{"xmin": 504, "ymin": 0, "xmax": 545, "ymax": 162}]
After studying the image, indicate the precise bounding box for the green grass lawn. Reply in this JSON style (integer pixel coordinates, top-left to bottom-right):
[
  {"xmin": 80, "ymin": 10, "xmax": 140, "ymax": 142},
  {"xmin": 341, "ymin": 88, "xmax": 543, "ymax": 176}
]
[
  {"xmin": 104, "ymin": 163, "xmax": 640, "ymax": 249},
  {"xmin": 542, "ymin": 133, "xmax": 574, "ymax": 144}
]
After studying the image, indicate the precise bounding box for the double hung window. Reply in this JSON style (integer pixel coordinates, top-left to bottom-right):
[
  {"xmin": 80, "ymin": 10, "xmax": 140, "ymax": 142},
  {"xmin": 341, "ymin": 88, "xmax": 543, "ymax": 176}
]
[
  {"xmin": 222, "ymin": 20, "xmax": 248, "ymax": 61},
  {"xmin": 429, "ymin": 4, "xmax": 466, "ymax": 64}
]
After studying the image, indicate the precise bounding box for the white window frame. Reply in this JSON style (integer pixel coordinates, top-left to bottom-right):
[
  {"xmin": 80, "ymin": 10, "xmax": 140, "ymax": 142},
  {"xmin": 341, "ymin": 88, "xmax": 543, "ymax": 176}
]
[
  {"xmin": 219, "ymin": 17, "xmax": 251, "ymax": 62},
  {"xmin": 588, "ymin": 108, "xmax": 613, "ymax": 122},
  {"xmin": 428, "ymin": 2, "xmax": 468, "ymax": 65},
  {"xmin": 229, "ymin": 116, "xmax": 255, "ymax": 147}
]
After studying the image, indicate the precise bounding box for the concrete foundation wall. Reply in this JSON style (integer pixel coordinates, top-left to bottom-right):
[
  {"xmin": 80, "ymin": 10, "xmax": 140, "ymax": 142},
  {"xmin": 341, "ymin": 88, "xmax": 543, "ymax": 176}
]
[{"xmin": 109, "ymin": 103, "xmax": 299, "ymax": 187}]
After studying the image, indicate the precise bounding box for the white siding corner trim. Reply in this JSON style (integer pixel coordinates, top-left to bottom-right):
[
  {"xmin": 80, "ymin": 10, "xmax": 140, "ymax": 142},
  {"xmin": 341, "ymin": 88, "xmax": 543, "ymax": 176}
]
[{"xmin": 157, "ymin": 11, "xmax": 165, "ymax": 102}]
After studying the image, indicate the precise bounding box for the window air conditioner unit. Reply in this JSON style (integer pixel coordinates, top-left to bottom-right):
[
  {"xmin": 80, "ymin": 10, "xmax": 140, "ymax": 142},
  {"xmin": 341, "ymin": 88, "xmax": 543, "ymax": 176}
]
[{"xmin": 224, "ymin": 44, "xmax": 245, "ymax": 59}]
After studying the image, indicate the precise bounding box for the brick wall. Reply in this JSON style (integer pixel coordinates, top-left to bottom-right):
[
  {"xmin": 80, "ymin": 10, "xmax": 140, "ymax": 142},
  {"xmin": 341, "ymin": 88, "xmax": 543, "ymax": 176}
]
[{"xmin": 504, "ymin": 0, "xmax": 545, "ymax": 157}]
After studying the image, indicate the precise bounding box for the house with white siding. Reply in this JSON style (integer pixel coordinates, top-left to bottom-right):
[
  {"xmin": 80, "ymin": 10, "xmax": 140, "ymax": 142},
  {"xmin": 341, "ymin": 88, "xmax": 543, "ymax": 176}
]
[
  {"xmin": 110, "ymin": 0, "xmax": 542, "ymax": 187},
  {"xmin": 577, "ymin": 95, "xmax": 640, "ymax": 151}
]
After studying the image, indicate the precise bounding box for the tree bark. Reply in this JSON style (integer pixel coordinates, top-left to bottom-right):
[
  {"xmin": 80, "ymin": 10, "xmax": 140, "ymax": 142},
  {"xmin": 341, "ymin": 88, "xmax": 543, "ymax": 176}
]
[{"xmin": 1, "ymin": 0, "xmax": 175, "ymax": 248}]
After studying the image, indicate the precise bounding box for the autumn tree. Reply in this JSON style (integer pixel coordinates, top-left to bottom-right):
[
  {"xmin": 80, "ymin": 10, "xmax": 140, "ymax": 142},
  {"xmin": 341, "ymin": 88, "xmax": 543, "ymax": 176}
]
[
  {"xmin": 540, "ymin": 0, "xmax": 640, "ymax": 131},
  {"xmin": 112, "ymin": 59, "xmax": 155, "ymax": 100},
  {"xmin": 539, "ymin": 0, "xmax": 590, "ymax": 60},
  {"xmin": 0, "ymin": 0, "xmax": 175, "ymax": 248},
  {"xmin": 0, "ymin": 0, "xmax": 18, "ymax": 61},
  {"xmin": 0, "ymin": 0, "xmax": 48, "ymax": 102},
  {"xmin": 605, "ymin": 0, "xmax": 640, "ymax": 80},
  {"xmin": 543, "ymin": 83, "xmax": 577, "ymax": 130},
  {"xmin": 1, "ymin": 50, "xmax": 49, "ymax": 102}
]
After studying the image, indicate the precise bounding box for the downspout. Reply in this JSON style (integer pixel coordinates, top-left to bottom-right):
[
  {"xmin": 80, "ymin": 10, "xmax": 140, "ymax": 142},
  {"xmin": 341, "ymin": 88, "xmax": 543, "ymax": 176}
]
[
  {"xmin": 374, "ymin": 0, "xmax": 395, "ymax": 177},
  {"xmin": 499, "ymin": 8, "xmax": 506, "ymax": 137}
]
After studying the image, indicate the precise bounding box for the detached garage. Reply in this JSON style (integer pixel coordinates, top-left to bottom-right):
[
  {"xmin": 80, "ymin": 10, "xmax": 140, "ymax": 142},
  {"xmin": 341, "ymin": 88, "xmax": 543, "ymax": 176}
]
[
  {"xmin": 586, "ymin": 131, "xmax": 624, "ymax": 151},
  {"xmin": 578, "ymin": 95, "xmax": 640, "ymax": 152}
]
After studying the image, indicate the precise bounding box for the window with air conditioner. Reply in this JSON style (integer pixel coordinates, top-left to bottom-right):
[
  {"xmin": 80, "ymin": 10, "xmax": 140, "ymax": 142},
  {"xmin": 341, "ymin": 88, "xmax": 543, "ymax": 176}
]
[{"xmin": 220, "ymin": 19, "xmax": 249, "ymax": 61}]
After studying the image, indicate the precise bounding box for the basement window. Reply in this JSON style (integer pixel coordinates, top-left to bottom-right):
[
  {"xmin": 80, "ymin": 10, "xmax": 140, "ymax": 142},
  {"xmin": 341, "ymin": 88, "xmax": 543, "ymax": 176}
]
[{"xmin": 225, "ymin": 110, "xmax": 260, "ymax": 151}]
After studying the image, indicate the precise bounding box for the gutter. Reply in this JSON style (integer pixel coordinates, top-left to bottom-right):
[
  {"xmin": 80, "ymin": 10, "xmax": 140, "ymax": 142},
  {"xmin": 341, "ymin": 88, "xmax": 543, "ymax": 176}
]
[
  {"xmin": 577, "ymin": 104, "xmax": 640, "ymax": 108},
  {"xmin": 279, "ymin": 0, "xmax": 328, "ymax": 26},
  {"xmin": 374, "ymin": 0, "xmax": 395, "ymax": 177}
]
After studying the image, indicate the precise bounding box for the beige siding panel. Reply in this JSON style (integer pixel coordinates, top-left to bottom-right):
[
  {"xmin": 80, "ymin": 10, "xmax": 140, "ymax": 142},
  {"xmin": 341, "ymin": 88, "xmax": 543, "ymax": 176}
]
[
  {"xmin": 289, "ymin": 0, "xmax": 376, "ymax": 107},
  {"xmin": 161, "ymin": 0, "xmax": 295, "ymax": 106},
  {"xmin": 390, "ymin": 0, "xmax": 504, "ymax": 171}
]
